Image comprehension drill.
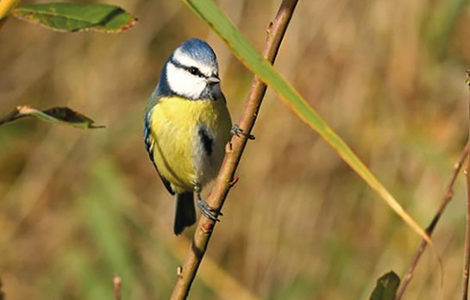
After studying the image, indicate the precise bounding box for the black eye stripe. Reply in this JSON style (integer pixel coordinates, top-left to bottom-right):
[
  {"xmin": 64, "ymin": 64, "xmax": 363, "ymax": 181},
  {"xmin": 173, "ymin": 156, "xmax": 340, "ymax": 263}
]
[
  {"xmin": 188, "ymin": 67, "xmax": 204, "ymax": 77},
  {"xmin": 170, "ymin": 58, "xmax": 206, "ymax": 78}
]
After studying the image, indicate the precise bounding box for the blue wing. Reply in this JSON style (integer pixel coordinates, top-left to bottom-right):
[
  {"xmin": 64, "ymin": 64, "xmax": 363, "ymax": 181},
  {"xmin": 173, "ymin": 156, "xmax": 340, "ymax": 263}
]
[{"xmin": 144, "ymin": 107, "xmax": 175, "ymax": 195}]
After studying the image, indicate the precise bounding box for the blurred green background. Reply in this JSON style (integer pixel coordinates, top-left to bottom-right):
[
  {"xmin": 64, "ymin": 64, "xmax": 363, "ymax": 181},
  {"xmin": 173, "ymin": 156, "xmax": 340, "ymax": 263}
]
[{"xmin": 1, "ymin": 0, "xmax": 470, "ymax": 299}]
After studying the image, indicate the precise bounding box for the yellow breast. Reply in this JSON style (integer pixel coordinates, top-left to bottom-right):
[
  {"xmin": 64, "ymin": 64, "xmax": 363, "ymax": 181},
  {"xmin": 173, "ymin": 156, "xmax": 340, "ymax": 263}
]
[{"xmin": 149, "ymin": 96, "xmax": 232, "ymax": 194}]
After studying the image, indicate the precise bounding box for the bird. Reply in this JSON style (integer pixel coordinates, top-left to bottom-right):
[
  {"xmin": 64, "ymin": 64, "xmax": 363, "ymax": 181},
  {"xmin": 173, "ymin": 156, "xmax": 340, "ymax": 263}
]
[{"xmin": 144, "ymin": 38, "xmax": 233, "ymax": 235}]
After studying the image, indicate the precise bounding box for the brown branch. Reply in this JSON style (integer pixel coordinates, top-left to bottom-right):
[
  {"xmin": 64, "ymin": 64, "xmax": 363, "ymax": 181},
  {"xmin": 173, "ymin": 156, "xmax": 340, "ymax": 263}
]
[
  {"xmin": 461, "ymin": 72, "xmax": 470, "ymax": 300},
  {"xmin": 463, "ymin": 154, "xmax": 470, "ymax": 300},
  {"xmin": 168, "ymin": 0, "xmax": 299, "ymax": 299},
  {"xmin": 113, "ymin": 276, "xmax": 121, "ymax": 300},
  {"xmin": 395, "ymin": 144, "xmax": 469, "ymax": 300}
]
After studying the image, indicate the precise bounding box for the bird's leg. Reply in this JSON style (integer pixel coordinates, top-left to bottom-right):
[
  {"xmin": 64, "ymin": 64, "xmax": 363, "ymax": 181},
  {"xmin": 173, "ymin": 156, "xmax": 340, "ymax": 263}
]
[
  {"xmin": 231, "ymin": 124, "xmax": 255, "ymax": 140},
  {"xmin": 195, "ymin": 184, "xmax": 222, "ymax": 222}
]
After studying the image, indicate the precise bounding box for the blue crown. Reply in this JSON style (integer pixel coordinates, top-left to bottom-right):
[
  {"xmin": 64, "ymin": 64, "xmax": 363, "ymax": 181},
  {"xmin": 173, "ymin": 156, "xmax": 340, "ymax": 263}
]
[
  {"xmin": 153, "ymin": 39, "xmax": 218, "ymax": 98},
  {"xmin": 177, "ymin": 38, "xmax": 217, "ymax": 66}
]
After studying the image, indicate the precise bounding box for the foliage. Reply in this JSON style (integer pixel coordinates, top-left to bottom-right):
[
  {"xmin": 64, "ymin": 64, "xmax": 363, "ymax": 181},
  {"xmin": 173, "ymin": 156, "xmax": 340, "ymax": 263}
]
[
  {"xmin": 0, "ymin": 1, "xmax": 135, "ymax": 127},
  {"xmin": 369, "ymin": 272, "xmax": 400, "ymax": 300},
  {"xmin": 0, "ymin": 106, "xmax": 104, "ymax": 129},
  {"xmin": 1, "ymin": 0, "xmax": 469, "ymax": 299},
  {"xmin": 13, "ymin": 3, "xmax": 137, "ymax": 33}
]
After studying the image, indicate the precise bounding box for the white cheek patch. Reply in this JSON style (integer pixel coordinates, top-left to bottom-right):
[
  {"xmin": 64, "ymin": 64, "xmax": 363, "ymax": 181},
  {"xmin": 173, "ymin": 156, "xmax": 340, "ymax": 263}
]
[
  {"xmin": 173, "ymin": 48, "xmax": 215, "ymax": 77},
  {"xmin": 166, "ymin": 63, "xmax": 206, "ymax": 99}
]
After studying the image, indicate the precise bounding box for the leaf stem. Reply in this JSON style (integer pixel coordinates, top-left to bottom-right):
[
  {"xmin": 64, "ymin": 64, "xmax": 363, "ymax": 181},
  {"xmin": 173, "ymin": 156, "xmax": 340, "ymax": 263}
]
[{"xmin": 169, "ymin": 0, "xmax": 299, "ymax": 299}]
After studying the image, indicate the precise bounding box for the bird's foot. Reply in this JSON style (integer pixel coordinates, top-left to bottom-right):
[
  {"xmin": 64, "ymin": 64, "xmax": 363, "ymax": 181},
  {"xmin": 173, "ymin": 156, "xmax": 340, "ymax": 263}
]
[
  {"xmin": 231, "ymin": 124, "xmax": 255, "ymax": 140},
  {"xmin": 195, "ymin": 184, "xmax": 222, "ymax": 221},
  {"xmin": 197, "ymin": 199, "xmax": 222, "ymax": 222}
]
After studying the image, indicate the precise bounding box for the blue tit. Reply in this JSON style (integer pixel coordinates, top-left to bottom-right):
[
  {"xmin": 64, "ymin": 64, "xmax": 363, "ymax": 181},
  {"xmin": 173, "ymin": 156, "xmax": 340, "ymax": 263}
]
[{"xmin": 144, "ymin": 38, "xmax": 232, "ymax": 235}]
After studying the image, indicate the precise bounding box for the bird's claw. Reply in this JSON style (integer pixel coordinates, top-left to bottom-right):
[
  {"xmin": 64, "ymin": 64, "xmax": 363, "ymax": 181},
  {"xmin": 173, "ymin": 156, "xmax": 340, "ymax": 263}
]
[
  {"xmin": 197, "ymin": 199, "xmax": 222, "ymax": 222},
  {"xmin": 231, "ymin": 124, "xmax": 255, "ymax": 140}
]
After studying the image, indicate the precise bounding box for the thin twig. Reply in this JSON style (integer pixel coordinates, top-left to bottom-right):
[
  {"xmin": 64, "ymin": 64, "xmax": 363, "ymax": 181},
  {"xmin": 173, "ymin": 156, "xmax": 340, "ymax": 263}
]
[
  {"xmin": 463, "ymin": 159, "xmax": 470, "ymax": 299},
  {"xmin": 395, "ymin": 144, "xmax": 469, "ymax": 300},
  {"xmin": 461, "ymin": 72, "xmax": 470, "ymax": 300},
  {"xmin": 168, "ymin": 0, "xmax": 299, "ymax": 299},
  {"xmin": 113, "ymin": 276, "xmax": 121, "ymax": 300}
]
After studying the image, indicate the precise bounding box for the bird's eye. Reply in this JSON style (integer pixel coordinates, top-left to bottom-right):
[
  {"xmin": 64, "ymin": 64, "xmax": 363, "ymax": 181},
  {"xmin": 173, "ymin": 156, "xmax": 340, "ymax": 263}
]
[{"xmin": 188, "ymin": 67, "xmax": 200, "ymax": 76}]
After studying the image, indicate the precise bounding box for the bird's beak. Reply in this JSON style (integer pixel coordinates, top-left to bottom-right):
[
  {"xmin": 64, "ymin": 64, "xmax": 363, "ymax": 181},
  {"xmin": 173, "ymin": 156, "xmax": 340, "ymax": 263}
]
[{"xmin": 207, "ymin": 76, "xmax": 220, "ymax": 84}]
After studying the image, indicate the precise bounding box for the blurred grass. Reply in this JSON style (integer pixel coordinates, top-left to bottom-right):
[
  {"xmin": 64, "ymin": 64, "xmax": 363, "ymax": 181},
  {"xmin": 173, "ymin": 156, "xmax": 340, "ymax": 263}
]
[{"xmin": 1, "ymin": 0, "xmax": 470, "ymax": 299}]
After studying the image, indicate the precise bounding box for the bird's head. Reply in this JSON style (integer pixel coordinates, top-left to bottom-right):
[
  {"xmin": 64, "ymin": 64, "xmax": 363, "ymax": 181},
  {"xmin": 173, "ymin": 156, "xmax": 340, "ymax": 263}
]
[{"xmin": 163, "ymin": 39, "xmax": 221, "ymax": 100}]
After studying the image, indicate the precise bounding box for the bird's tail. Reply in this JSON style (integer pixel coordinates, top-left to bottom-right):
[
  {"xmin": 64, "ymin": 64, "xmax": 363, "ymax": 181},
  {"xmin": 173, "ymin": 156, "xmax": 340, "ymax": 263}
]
[{"xmin": 174, "ymin": 192, "xmax": 196, "ymax": 235}]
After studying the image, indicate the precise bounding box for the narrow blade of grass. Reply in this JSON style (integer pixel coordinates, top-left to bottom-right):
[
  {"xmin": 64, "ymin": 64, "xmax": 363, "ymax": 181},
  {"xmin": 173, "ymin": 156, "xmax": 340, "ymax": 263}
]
[{"xmin": 182, "ymin": 0, "xmax": 430, "ymax": 243}]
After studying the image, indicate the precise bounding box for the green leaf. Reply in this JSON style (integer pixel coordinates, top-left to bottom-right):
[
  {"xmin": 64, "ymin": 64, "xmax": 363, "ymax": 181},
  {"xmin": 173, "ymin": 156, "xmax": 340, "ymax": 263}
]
[
  {"xmin": 12, "ymin": 2, "xmax": 137, "ymax": 33},
  {"xmin": 369, "ymin": 272, "xmax": 400, "ymax": 300},
  {"xmin": 0, "ymin": 105, "xmax": 104, "ymax": 129},
  {"xmin": 182, "ymin": 0, "xmax": 431, "ymax": 243}
]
